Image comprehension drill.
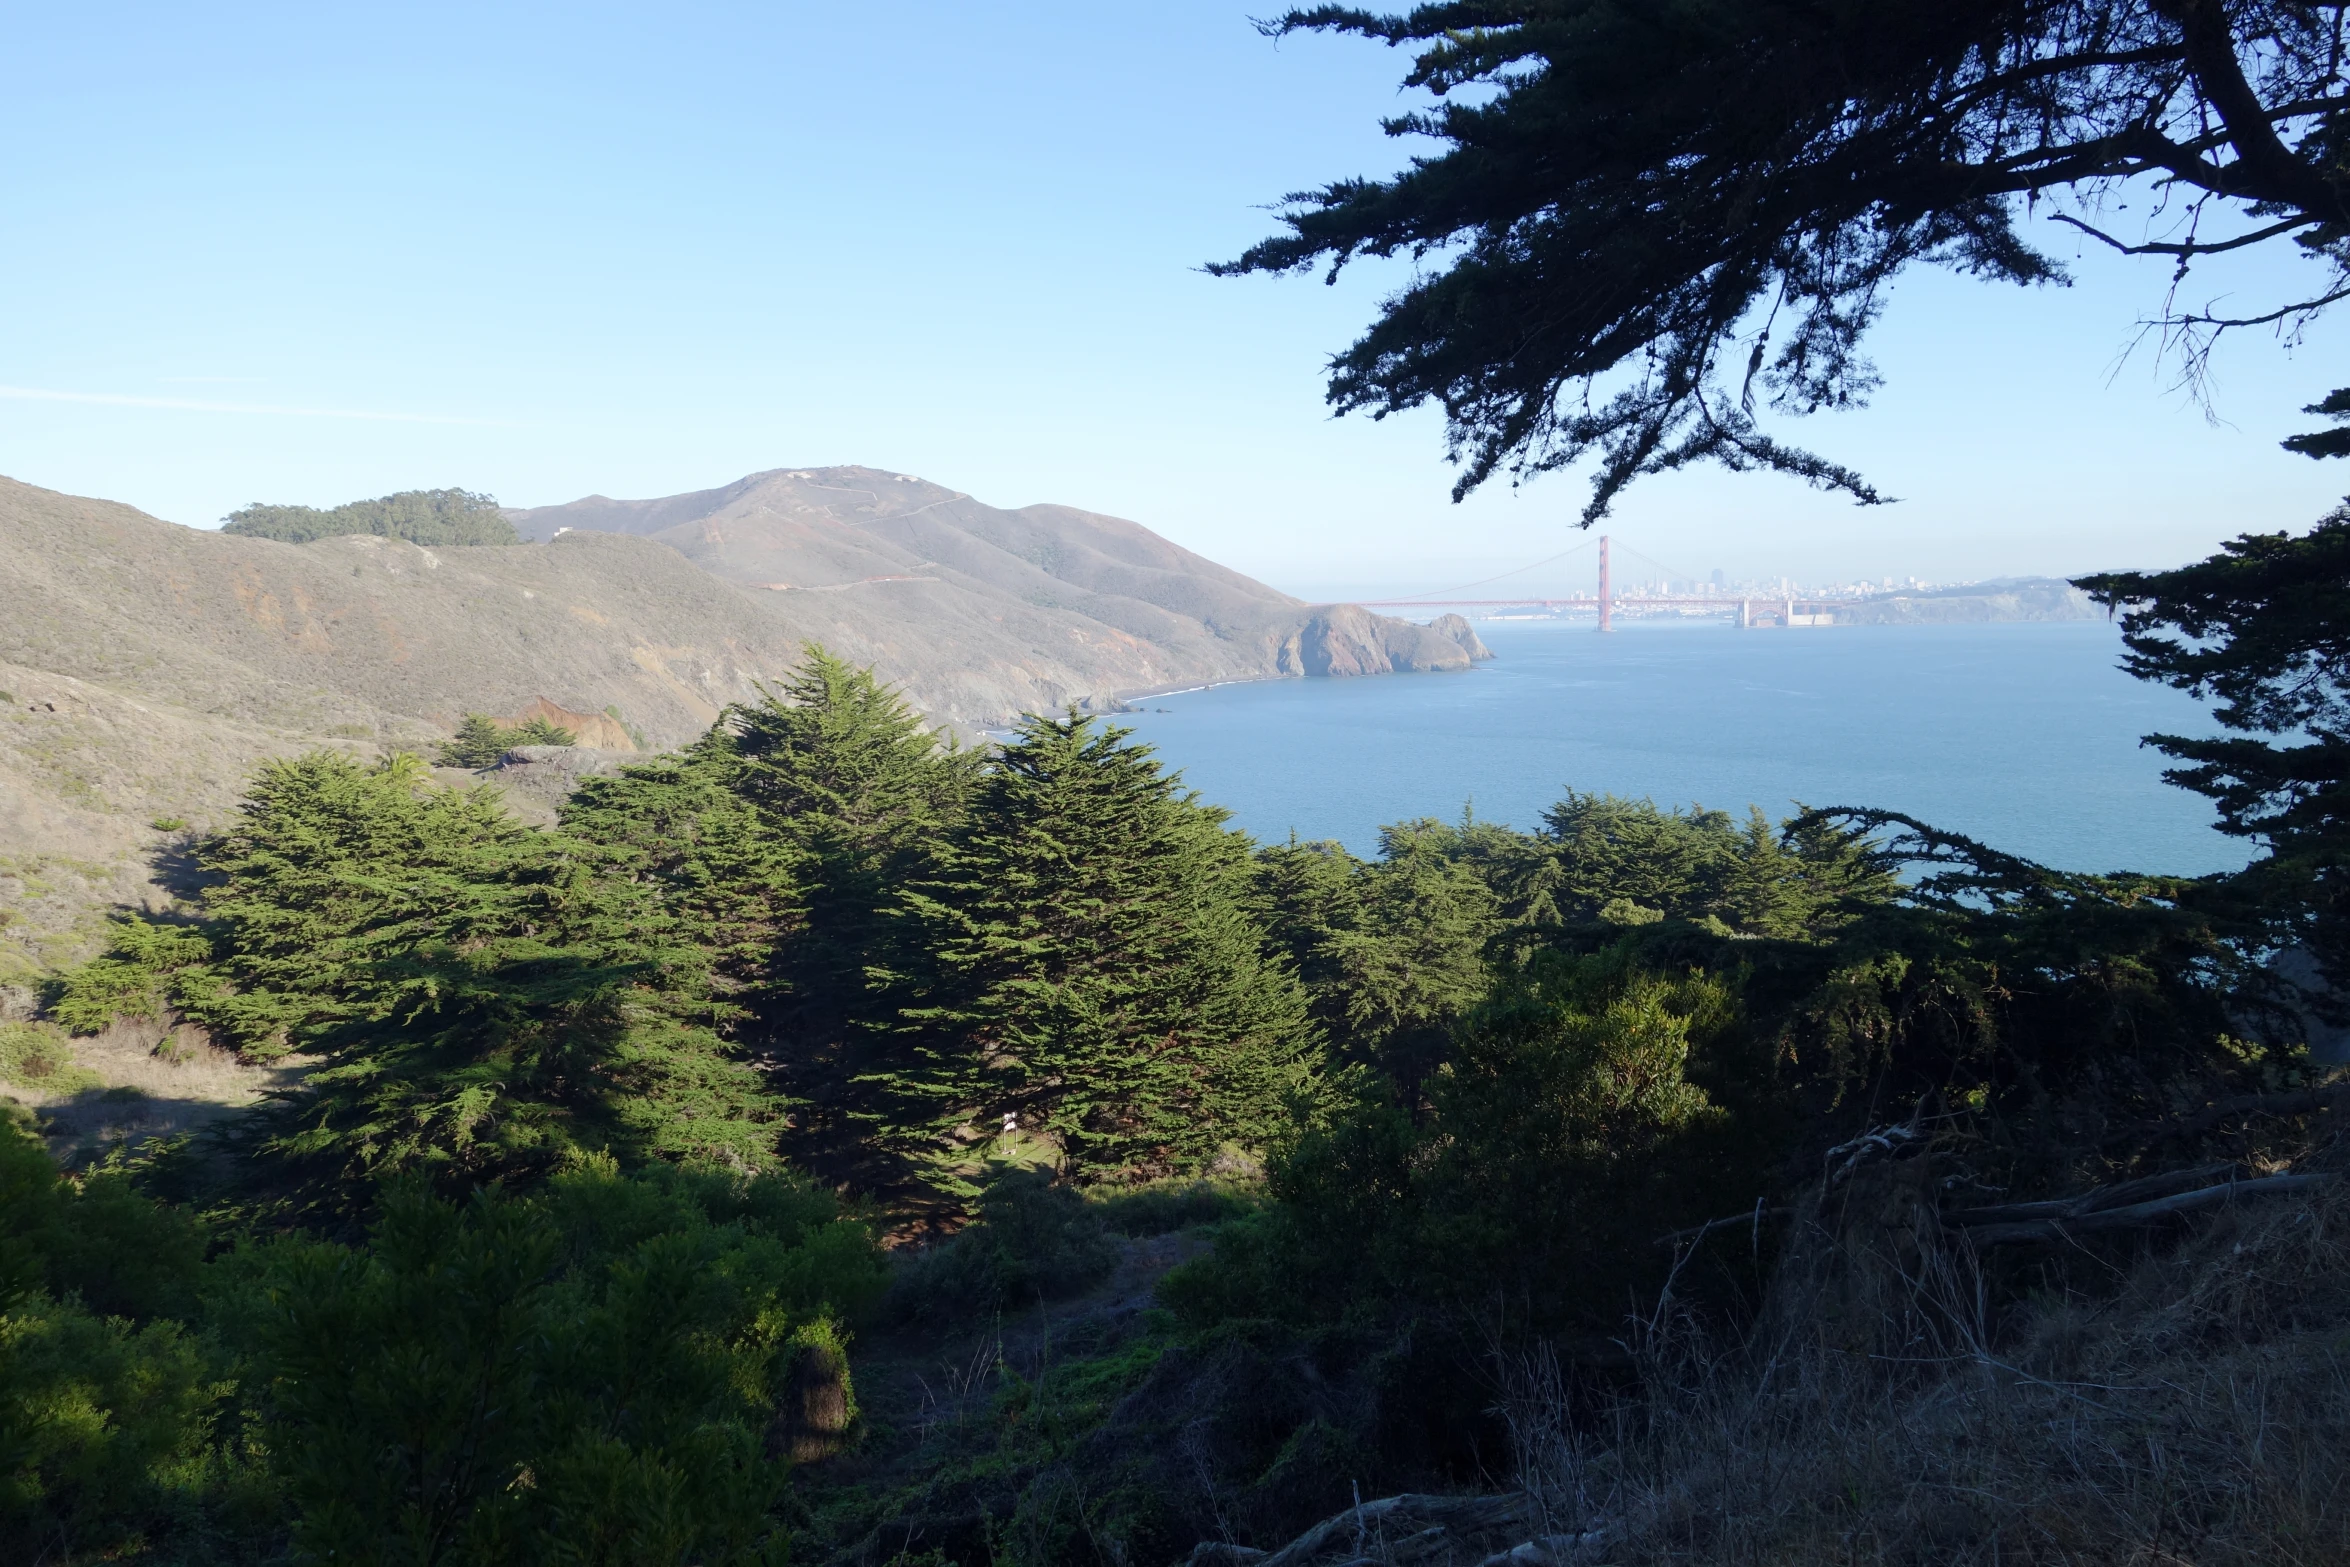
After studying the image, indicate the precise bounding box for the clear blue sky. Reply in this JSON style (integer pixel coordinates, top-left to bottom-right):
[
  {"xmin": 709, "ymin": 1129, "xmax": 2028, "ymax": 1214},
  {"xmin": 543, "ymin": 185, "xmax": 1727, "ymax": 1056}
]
[{"xmin": 4, "ymin": 1, "xmax": 2347, "ymax": 597}]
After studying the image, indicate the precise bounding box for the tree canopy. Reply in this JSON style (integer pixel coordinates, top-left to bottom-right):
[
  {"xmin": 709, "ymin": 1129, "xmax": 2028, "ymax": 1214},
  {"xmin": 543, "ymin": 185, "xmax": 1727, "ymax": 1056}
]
[
  {"xmin": 436, "ymin": 712, "xmax": 578, "ymax": 769},
  {"xmin": 223, "ymin": 487, "xmax": 519, "ymax": 546},
  {"xmin": 1219, "ymin": 1, "xmax": 2350, "ymax": 517},
  {"xmin": 18, "ymin": 641, "xmax": 2343, "ymax": 1563}
]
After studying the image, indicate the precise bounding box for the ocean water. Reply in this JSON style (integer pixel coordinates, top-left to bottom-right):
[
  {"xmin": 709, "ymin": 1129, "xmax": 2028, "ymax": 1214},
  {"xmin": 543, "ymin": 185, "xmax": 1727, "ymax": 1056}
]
[{"xmin": 1115, "ymin": 618, "xmax": 2245, "ymax": 876}]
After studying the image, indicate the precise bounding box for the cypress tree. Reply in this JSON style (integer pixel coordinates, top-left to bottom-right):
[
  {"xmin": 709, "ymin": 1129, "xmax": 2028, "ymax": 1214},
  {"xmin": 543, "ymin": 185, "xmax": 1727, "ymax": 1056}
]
[
  {"xmin": 436, "ymin": 714, "xmax": 514, "ymax": 769},
  {"xmin": 723, "ymin": 649, "xmax": 978, "ymax": 1171},
  {"xmin": 891, "ymin": 712, "xmax": 1313, "ymax": 1182},
  {"xmin": 559, "ymin": 728, "xmax": 806, "ymax": 1021},
  {"xmin": 122, "ymin": 753, "xmax": 778, "ymax": 1199},
  {"xmin": 1254, "ymin": 828, "xmax": 1497, "ymax": 1093}
]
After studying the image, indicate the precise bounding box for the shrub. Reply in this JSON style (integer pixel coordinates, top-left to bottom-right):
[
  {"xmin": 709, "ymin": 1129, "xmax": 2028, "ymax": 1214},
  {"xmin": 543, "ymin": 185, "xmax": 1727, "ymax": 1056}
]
[
  {"xmin": 215, "ymin": 1159, "xmax": 879, "ymax": 1565},
  {"xmin": 46, "ymin": 917, "xmax": 213, "ymax": 1037},
  {"xmin": 1092, "ymin": 1179, "xmax": 1254, "ymax": 1237},
  {"xmin": 889, "ymin": 1167, "xmax": 1119, "ymax": 1323},
  {"xmin": 0, "ymin": 1022, "xmax": 102, "ymax": 1095},
  {"xmin": 435, "ymin": 712, "xmax": 577, "ymax": 768},
  {"xmin": 0, "ymin": 1297, "xmax": 221, "ymax": 1561}
]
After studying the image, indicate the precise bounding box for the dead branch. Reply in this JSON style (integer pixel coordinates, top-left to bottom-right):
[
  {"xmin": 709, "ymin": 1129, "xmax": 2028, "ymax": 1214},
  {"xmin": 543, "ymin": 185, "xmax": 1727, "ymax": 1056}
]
[{"xmin": 1954, "ymin": 1172, "xmax": 2330, "ymax": 1247}]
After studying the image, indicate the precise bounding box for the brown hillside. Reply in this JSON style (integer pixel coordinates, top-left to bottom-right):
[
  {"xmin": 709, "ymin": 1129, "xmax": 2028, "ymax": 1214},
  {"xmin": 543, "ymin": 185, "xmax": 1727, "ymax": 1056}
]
[
  {"xmin": 0, "ymin": 470, "xmax": 1484, "ymax": 975},
  {"xmin": 504, "ymin": 465, "xmax": 1481, "ymax": 686}
]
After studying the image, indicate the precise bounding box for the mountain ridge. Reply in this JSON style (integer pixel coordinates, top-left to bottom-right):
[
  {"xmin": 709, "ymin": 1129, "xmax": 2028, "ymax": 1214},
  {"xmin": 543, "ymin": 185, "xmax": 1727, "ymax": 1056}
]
[{"xmin": 0, "ymin": 467, "xmax": 1488, "ymax": 976}]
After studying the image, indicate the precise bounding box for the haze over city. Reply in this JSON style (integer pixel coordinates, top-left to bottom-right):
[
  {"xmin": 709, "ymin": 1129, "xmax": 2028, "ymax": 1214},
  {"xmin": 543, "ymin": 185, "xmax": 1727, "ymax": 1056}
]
[{"xmin": 5, "ymin": 1, "xmax": 2348, "ymax": 599}]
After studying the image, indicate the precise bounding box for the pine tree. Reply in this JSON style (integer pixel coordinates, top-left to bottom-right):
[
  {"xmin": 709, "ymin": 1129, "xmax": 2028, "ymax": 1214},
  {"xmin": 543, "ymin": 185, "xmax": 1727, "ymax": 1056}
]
[
  {"xmin": 111, "ymin": 753, "xmax": 779, "ymax": 1199},
  {"xmin": 891, "ymin": 712, "xmax": 1313, "ymax": 1182},
  {"xmin": 723, "ymin": 649, "xmax": 978, "ymax": 1170},
  {"xmin": 506, "ymin": 716, "xmax": 575, "ymax": 748},
  {"xmin": 1254, "ymin": 827, "xmax": 1497, "ymax": 1093},
  {"xmin": 559, "ymin": 729, "xmax": 805, "ymax": 1021},
  {"xmin": 436, "ymin": 714, "xmax": 514, "ymax": 769}
]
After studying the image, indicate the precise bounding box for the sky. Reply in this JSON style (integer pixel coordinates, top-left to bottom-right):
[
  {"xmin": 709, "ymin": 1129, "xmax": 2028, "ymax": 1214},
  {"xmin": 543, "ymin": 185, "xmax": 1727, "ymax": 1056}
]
[{"xmin": 4, "ymin": 1, "xmax": 2349, "ymax": 600}]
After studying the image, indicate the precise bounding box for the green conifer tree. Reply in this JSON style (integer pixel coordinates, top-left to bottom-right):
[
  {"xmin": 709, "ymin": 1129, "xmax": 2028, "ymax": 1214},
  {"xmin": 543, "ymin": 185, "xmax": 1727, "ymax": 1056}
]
[
  {"xmin": 85, "ymin": 753, "xmax": 779, "ymax": 1200},
  {"xmin": 559, "ymin": 728, "xmax": 805, "ymax": 1014},
  {"xmin": 1254, "ymin": 826, "xmax": 1497, "ymax": 1093},
  {"xmin": 891, "ymin": 712, "xmax": 1313, "ymax": 1182},
  {"xmin": 723, "ymin": 649, "xmax": 978, "ymax": 1169},
  {"xmin": 435, "ymin": 713, "xmax": 515, "ymax": 769},
  {"xmin": 505, "ymin": 716, "xmax": 576, "ymax": 748}
]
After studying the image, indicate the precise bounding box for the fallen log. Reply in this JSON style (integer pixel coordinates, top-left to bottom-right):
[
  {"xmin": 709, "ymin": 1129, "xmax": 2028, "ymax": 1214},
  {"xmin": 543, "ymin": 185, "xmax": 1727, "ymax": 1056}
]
[
  {"xmin": 1946, "ymin": 1163, "xmax": 2238, "ymax": 1227},
  {"xmin": 1955, "ymin": 1172, "xmax": 2330, "ymax": 1247}
]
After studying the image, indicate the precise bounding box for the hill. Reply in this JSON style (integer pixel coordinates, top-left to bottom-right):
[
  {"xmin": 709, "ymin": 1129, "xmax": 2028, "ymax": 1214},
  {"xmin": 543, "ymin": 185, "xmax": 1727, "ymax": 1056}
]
[
  {"xmin": 1835, "ymin": 576, "xmax": 2102, "ymax": 623},
  {"xmin": 504, "ymin": 465, "xmax": 1489, "ymax": 687},
  {"xmin": 0, "ymin": 469, "xmax": 1485, "ymax": 976}
]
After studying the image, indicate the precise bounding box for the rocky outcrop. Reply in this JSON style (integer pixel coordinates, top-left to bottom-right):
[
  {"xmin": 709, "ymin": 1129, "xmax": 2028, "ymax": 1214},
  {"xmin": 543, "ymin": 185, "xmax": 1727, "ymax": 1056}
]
[
  {"xmin": 463, "ymin": 746, "xmax": 637, "ymax": 827},
  {"xmin": 1429, "ymin": 613, "xmax": 1495, "ymax": 661},
  {"xmin": 1276, "ymin": 605, "xmax": 1481, "ymax": 677},
  {"xmin": 509, "ymin": 697, "xmax": 636, "ymax": 751}
]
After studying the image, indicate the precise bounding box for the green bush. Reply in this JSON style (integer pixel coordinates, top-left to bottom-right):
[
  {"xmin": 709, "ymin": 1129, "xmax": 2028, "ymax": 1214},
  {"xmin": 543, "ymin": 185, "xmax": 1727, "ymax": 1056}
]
[
  {"xmin": 1163, "ymin": 957, "xmax": 1750, "ymax": 1336},
  {"xmin": 0, "ymin": 1116, "xmax": 224, "ymax": 1560},
  {"xmin": 435, "ymin": 712, "xmax": 576, "ymax": 769},
  {"xmin": 1091, "ymin": 1179, "xmax": 1254, "ymax": 1237},
  {"xmin": 0, "ymin": 1021, "xmax": 101, "ymax": 1094},
  {"xmin": 0, "ymin": 1296, "xmax": 222, "ymax": 1561},
  {"xmin": 202, "ymin": 1156, "xmax": 879, "ymax": 1564},
  {"xmin": 0, "ymin": 1110, "xmax": 886, "ymax": 1562},
  {"xmin": 46, "ymin": 917, "xmax": 213, "ymax": 1037},
  {"xmin": 889, "ymin": 1167, "xmax": 1119, "ymax": 1323}
]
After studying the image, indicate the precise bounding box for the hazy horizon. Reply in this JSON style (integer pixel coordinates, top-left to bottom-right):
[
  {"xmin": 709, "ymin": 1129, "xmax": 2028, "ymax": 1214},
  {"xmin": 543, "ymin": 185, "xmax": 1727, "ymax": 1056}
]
[{"xmin": 7, "ymin": 3, "xmax": 2348, "ymax": 594}]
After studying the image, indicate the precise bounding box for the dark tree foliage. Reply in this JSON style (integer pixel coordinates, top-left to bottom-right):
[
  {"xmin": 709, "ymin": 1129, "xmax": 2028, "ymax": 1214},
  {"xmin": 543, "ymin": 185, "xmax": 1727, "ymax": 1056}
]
[
  {"xmin": 50, "ymin": 754, "xmax": 780, "ymax": 1203},
  {"xmin": 435, "ymin": 711, "xmax": 576, "ymax": 769},
  {"xmin": 2078, "ymin": 506, "xmax": 2350, "ymax": 982},
  {"xmin": 2283, "ymin": 386, "xmax": 2350, "ymax": 458},
  {"xmin": 0, "ymin": 1115, "xmax": 882, "ymax": 1565},
  {"xmin": 1220, "ymin": 1, "xmax": 2350, "ymax": 517},
  {"xmin": 551, "ymin": 650, "xmax": 977, "ymax": 1183},
  {"xmin": 728, "ymin": 650, "xmax": 978, "ymax": 1113},
  {"xmin": 1170, "ymin": 799, "xmax": 2262, "ymax": 1342},
  {"xmin": 1396, "ymin": 793, "xmax": 1898, "ymax": 936},
  {"xmin": 1253, "ymin": 826, "xmax": 1500, "ymax": 1092},
  {"xmin": 891, "ymin": 712, "xmax": 1315, "ymax": 1182},
  {"xmin": 223, "ymin": 487, "xmax": 520, "ymax": 545},
  {"xmin": 560, "ymin": 727, "xmax": 807, "ymax": 1020},
  {"xmin": 2078, "ymin": 510, "xmax": 2350, "ymax": 849}
]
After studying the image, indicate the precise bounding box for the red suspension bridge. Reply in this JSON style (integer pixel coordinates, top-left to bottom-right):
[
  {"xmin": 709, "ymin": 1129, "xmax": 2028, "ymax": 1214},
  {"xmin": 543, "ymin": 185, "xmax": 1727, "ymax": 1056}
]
[{"xmin": 1360, "ymin": 535, "xmax": 1845, "ymax": 630}]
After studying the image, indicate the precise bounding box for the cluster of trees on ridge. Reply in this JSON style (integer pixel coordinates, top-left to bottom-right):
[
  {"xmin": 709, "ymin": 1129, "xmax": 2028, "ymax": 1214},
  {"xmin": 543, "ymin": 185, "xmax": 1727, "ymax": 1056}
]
[{"xmin": 221, "ymin": 489, "xmax": 519, "ymax": 547}]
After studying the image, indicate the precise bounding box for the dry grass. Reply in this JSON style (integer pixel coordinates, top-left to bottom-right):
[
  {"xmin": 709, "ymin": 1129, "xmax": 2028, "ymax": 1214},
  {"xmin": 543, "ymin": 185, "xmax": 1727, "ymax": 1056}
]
[
  {"xmin": 0, "ymin": 1016, "xmax": 302, "ymax": 1162},
  {"xmin": 1494, "ymin": 1155, "xmax": 2350, "ymax": 1566}
]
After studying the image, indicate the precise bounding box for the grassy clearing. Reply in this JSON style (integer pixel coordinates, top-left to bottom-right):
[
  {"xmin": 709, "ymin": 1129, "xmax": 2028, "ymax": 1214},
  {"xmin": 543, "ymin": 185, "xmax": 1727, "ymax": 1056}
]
[{"xmin": 0, "ymin": 1017, "xmax": 296, "ymax": 1166}]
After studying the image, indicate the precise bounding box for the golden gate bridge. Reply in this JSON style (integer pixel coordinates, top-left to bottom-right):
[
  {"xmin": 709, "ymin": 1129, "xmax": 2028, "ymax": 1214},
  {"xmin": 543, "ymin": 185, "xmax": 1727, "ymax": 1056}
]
[{"xmin": 1359, "ymin": 535, "xmax": 1847, "ymax": 630}]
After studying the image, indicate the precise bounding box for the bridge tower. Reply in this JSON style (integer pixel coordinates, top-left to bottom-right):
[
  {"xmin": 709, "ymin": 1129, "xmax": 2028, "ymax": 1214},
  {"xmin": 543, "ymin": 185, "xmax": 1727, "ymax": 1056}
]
[{"xmin": 1597, "ymin": 534, "xmax": 1612, "ymax": 633}]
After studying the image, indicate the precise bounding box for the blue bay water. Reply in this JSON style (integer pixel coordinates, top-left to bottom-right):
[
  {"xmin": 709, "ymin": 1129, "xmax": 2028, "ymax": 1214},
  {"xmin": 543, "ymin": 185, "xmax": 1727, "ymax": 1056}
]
[{"xmin": 1116, "ymin": 619, "xmax": 2243, "ymax": 876}]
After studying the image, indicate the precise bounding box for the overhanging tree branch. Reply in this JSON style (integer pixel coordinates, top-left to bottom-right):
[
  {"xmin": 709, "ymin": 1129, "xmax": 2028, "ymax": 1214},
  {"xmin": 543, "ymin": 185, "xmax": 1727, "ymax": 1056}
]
[{"xmin": 1223, "ymin": 0, "xmax": 2350, "ymax": 516}]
